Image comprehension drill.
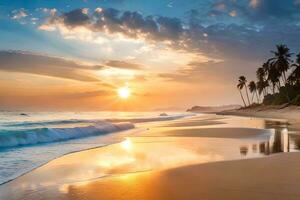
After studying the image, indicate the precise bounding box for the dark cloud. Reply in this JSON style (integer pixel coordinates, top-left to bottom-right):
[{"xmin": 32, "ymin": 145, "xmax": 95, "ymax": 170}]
[
  {"xmin": 0, "ymin": 51, "xmax": 103, "ymax": 82},
  {"xmin": 206, "ymin": 0, "xmax": 300, "ymax": 24},
  {"xmin": 41, "ymin": 4, "xmax": 300, "ymax": 62},
  {"xmin": 105, "ymin": 60, "xmax": 143, "ymax": 70},
  {"xmin": 156, "ymin": 16, "xmax": 183, "ymax": 40},
  {"xmin": 62, "ymin": 8, "xmax": 90, "ymax": 27},
  {"xmin": 246, "ymin": 0, "xmax": 300, "ymax": 23},
  {"xmin": 91, "ymin": 8, "xmax": 184, "ymax": 41},
  {"xmin": 44, "ymin": 7, "xmax": 183, "ymax": 42},
  {"xmin": 119, "ymin": 11, "xmax": 159, "ymax": 38},
  {"xmin": 186, "ymin": 23, "xmax": 300, "ymax": 60}
]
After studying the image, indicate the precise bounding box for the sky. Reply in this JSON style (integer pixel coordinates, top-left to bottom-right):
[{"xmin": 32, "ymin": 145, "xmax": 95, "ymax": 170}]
[{"xmin": 1, "ymin": 0, "xmax": 300, "ymax": 111}]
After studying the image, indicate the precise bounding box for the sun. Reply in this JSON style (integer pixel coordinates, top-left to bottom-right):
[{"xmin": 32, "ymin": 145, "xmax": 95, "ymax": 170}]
[{"xmin": 117, "ymin": 86, "xmax": 131, "ymax": 99}]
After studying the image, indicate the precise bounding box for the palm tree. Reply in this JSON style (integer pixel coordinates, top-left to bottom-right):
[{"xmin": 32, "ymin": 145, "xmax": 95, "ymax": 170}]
[
  {"xmin": 256, "ymin": 64, "xmax": 269, "ymax": 95},
  {"xmin": 237, "ymin": 79, "xmax": 247, "ymax": 107},
  {"xmin": 256, "ymin": 67, "xmax": 265, "ymax": 81},
  {"xmin": 256, "ymin": 80, "xmax": 264, "ymax": 102},
  {"xmin": 288, "ymin": 53, "xmax": 300, "ymax": 86},
  {"xmin": 263, "ymin": 61, "xmax": 274, "ymax": 94},
  {"xmin": 267, "ymin": 62, "xmax": 281, "ymax": 94},
  {"xmin": 269, "ymin": 44, "xmax": 293, "ymax": 84},
  {"xmin": 263, "ymin": 80, "xmax": 270, "ymax": 95},
  {"xmin": 248, "ymin": 81, "xmax": 259, "ymax": 103},
  {"xmin": 237, "ymin": 76, "xmax": 250, "ymax": 106}
]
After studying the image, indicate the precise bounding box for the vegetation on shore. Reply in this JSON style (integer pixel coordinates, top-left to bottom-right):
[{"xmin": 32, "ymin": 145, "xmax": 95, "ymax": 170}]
[{"xmin": 237, "ymin": 44, "xmax": 300, "ymax": 107}]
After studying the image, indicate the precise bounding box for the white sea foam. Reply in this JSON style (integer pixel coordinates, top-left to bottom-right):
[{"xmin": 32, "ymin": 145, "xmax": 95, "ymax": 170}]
[
  {"xmin": 0, "ymin": 122, "xmax": 134, "ymax": 148},
  {"xmin": 0, "ymin": 111, "xmax": 191, "ymax": 184}
]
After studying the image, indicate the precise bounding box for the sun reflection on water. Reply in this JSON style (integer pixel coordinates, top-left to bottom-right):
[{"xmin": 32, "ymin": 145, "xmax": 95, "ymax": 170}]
[{"xmin": 121, "ymin": 138, "xmax": 133, "ymax": 151}]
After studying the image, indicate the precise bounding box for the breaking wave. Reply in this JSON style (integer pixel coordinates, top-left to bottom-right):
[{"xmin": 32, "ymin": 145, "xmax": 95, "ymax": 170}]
[{"xmin": 0, "ymin": 122, "xmax": 134, "ymax": 148}]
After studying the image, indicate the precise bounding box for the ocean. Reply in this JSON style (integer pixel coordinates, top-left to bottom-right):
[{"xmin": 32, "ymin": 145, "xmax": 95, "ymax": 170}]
[{"xmin": 0, "ymin": 111, "xmax": 191, "ymax": 184}]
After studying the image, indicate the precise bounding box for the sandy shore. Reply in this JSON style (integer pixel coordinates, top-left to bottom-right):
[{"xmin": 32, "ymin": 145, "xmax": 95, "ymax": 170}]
[
  {"xmin": 220, "ymin": 105, "xmax": 300, "ymax": 122},
  {"xmin": 1, "ymin": 114, "xmax": 299, "ymax": 200},
  {"xmin": 20, "ymin": 153, "xmax": 300, "ymax": 200}
]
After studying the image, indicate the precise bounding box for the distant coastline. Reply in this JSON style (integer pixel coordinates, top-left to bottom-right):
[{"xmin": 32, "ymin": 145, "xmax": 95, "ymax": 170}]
[
  {"xmin": 219, "ymin": 105, "xmax": 300, "ymax": 128},
  {"xmin": 188, "ymin": 104, "xmax": 300, "ymax": 125},
  {"xmin": 186, "ymin": 105, "xmax": 241, "ymax": 113}
]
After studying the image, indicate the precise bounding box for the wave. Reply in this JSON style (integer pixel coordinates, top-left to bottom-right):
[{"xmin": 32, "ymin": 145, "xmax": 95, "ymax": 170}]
[
  {"xmin": 3, "ymin": 119, "xmax": 100, "ymax": 127},
  {"xmin": 0, "ymin": 122, "xmax": 134, "ymax": 148},
  {"xmin": 3, "ymin": 114, "xmax": 192, "ymax": 127},
  {"xmin": 107, "ymin": 115, "xmax": 191, "ymax": 123}
]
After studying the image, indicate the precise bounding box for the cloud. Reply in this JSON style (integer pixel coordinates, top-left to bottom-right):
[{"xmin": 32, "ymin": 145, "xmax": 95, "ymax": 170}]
[
  {"xmin": 10, "ymin": 8, "xmax": 28, "ymax": 20},
  {"xmin": 40, "ymin": 7, "xmax": 183, "ymax": 42},
  {"xmin": 36, "ymin": 5, "xmax": 300, "ymax": 64},
  {"xmin": 105, "ymin": 60, "xmax": 143, "ymax": 70},
  {"xmin": 159, "ymin": 59, "xmax": 259, "ymax": 84},
  {"xmin": 62, "ymin": 8, "xmax": 90, "ymax": 27},
  {"xmin": 207, "ymin": 0, "xmax": 300, "ymax": 24},
  {"xmin": 0, "ymin": 51, "xmax": 104, "ymax": 82},
  {"xmin": 249, "ymin": 0, "xmax": 260, "ymax": 8},
  {"xmin": 229, "ymin": 10, "xmax": 237, "ymax": 17},
  {"xmin": 0, "ymin": 89, "xmax": 112, "ymax": 99},
  {"xmin": 246, "ymin": 0, "xmax": 300, "ymax": 23},
  {"xmin": 61, "ymin": 89, "xmax": 112, "ymax": 99}
]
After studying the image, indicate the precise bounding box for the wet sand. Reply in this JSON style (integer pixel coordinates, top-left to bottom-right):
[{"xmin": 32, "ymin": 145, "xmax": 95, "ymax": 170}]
[
  {"xmin": 72, "ymin": 153, "xmax": 300, "ymax": 200},
  {"xmin": 16, "ymin": 153, "xmax": 300, "ymax": 200},
  {"xmin": 220, "ymin": 105, "xmax": 300, "ymax": 130},
  {"xmin": 1, "ymin": 114, "xmax": 299, "ymax": 200}
]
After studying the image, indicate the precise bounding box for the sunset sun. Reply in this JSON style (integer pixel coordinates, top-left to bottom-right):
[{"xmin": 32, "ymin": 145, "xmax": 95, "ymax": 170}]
[{"xmin": 117, "ymin": 86, "xmax": 131, "ymax": 99}]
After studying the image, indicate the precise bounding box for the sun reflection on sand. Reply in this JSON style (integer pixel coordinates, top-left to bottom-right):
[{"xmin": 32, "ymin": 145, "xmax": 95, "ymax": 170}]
[
  {"xmin": 2, "ymin": 115, "xmax": 298, "ymax": 200},
  {"xmin": 97, "ymin": 156, "xmax": 136, "ymax": 169}
]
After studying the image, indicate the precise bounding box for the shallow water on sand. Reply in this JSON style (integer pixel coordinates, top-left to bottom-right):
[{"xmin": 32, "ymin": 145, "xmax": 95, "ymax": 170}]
[
  {"xmin": 0, "ymin": 111, "xmax": 191, "ymax": 184},
  {"xmin": 1, "ymin": 114, "xmax": 300, "ymax": 200}
]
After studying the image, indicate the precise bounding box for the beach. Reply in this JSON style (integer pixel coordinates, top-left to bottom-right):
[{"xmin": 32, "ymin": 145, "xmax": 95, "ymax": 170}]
[
  {"xmin": 1, "ymin": 113, "xmax": 300, "ymax": 200},
  {"xmin": 2, "ymin": 0, "xmax": 300, "ymax": 199},
  {"xmin": 220, "ymin": 105, "xmax": 300, "ymax": 122}
]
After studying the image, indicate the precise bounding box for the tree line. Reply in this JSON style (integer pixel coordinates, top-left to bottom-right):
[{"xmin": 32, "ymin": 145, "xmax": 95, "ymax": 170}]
[{"xmin": 237, "ymin": 44, "xmax": 300, "ymax": 107}]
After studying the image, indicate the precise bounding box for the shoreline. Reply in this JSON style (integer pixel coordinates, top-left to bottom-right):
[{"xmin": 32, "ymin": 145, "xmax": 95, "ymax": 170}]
[
  {"xmin": 0, "ymin": 112, "xmax": 194, "ymax": 186},
  {"xmin": 0, "ymin": 125, "xmax": 151, "ymax": 186},
  {"xmin": 1, "ymin": 113, "xmax": 300, "ymax": 200},
  {"xmin": 76, "ymin": 152, "xmax": 300, "ymax": 200},
  {"xmin": 218, "ymin": 105, "xmax": 300, "ymax": 129},
  {"xmin": 219, "ymin": 105, "xmax": 300, "ymax": 120}
]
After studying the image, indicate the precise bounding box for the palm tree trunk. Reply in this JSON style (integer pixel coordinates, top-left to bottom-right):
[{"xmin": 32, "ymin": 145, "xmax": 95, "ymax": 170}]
[
  {"xmin": 268, "ymin": 84, "xmax": 272, "ymax": 93},
  {"xmin": 283, "ymin": 86, "xmax": 290, "ymax": 102},
  {"xmin": 245, "ymin": 87, "xmax": 251, "ymax": 106},
  {"xmin": 285, "ymin": 90, "xmax": 290, "ymax": 102},
  {"xmin": 260, "ymin": 94, "xmax": 263, "ymax": 104},
  {"xmin": 255, "ymin": 91, "xmax": 260, "ymax": 103},
  {"xmin": 283, "ymin": 72, "xmax": 287, "ymax": 84},
  {"xmin": 251, "ymin": 93, "xmax": 255, "ymax": 104},
  {"xmin": 239, "ymin": 89, "xmax": 247, "ymax": 107},
  {"xmin": 277, "ymin": 83, "xmax": 281, "ymax": 92},
  {"xmin": 281, "ymin": 74, "xmax": 291, "ymax": 102},
  {"xmin": 281, "ymin": 76, "xmax": 285, "ymax": 86}
]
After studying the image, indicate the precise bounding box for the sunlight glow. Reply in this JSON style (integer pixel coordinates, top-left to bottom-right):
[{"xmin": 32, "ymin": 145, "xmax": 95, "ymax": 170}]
[
  {"xmin": 121, "ymin": 138, "xmax": 132, "ymax": 151},
  {"xmin": 118, "ymin": 86, "xmax": 131, "ymax": 99}
]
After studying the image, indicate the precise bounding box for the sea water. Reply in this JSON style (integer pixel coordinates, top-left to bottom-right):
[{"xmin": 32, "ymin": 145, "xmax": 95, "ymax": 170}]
[{"xmin": 0, "ymin": 111, "xmax": 190, "ymax": 184}]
